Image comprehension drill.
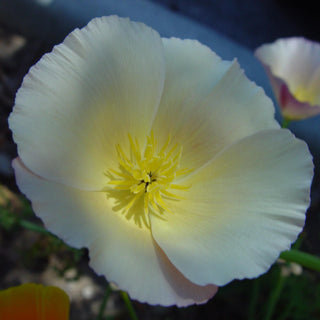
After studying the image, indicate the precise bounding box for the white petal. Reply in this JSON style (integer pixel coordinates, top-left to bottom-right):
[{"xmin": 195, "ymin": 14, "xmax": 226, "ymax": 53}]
[
  {"xmin": 9, "ymin": 16, "xmax": 165, "ymax": 191},
  {"xmin": 151, "ymin": 38, "xmax": 279, "ymax": 170},
  {"xmin": 151, "ymin": 129, "xmax": 313, "ymax": 286},
  {"xmin": 12, "ymin": 158, "xmax": 217, "ymax": 306},
  {"xmin": 255, "ymin": 37, "xmax": 320, "ymax": 102}
]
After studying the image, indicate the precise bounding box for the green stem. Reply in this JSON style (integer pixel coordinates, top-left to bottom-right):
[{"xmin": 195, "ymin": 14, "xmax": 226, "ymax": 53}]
[
  {"xmin": 248, "ymin": 278, "xmax": 260, "ymax": 320},
  {"xmin": 97, "ymin": 285, "xmax": 112, "ymax": 320},
  {"xmin": 121, "ymin": 291, "xmax": 139, "ymax": 320},
  {"xmin": 19, "ymin": 219, "xmax": 53, "ymax": 236},
  {"xmin": 292, "ymin": 233, "xmax": 304, "ymax": 250},
  {"xmin": 264, "ymin": 270, "xmax": 286, "ymax": 320},
  {"xmin": 280, "ymin": 249, "xmax": 320, "ymax": 272},
  {"xmin": 281, "ymin": 118, "xmax": 291, "ymax": 128}
]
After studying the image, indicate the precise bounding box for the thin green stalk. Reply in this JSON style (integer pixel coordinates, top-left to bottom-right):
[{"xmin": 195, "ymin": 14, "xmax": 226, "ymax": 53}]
[
  {"xmin": 292, "ymin": 233, "xmax": 304, "ymax": 250},
  {"xmin": 248, "ymin": 278, "xmax": 260, "ymax": 320},
  {"xmin": 280, "ymin": 249, "xmax": 320, "ymax": 272},
  {"xmin": 19, "ymin": 219, "xmax": 53, "ymax": 236},
  {"xmin": 264, "ymin": 270, "xmax": 286, "ymax": 320},
  {"xmin": 97, "ymin": 285, "xmax": 112, "ymax": 320},
  {"xmin": 281, "ymin": 118, "xmax": 291, "ymax": 128},
  {"xmin": 121, "ymin": 291, "xmax": 139, "ymax": 320}
]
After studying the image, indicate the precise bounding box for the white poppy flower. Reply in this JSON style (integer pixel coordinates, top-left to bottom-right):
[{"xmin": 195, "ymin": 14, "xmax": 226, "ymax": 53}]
[
  {"xmin": 255, "ymin": 37, "xmax": 320, "ymax": 120},
  {"xmin": 9, "ymin": 16, "xmax": 313, "ymax": 306}
]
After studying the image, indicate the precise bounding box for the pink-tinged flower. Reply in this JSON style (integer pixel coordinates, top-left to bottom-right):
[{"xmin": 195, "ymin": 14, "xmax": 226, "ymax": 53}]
[
  {"xmin": 255, "ymin": 37, "xmax": 320, "ymax": 120},
  {"xmin": 0, "ymin": 283, "xmax": 69, "ymax": 320},
  {"xmin": 9, "ymin": 16, "xmax": 313, "ymax": 306}
]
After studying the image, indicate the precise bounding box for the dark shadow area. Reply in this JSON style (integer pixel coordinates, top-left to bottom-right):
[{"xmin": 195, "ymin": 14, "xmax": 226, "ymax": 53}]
[{"xmin": 148, "ymin": 0, "xmax": 320, "ymax": 49}]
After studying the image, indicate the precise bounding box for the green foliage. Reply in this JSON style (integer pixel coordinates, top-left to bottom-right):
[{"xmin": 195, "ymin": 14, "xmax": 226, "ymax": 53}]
[
  {"xmin": 0, "ymin": 189, "xmax": 85, "ymax": 276},
  {"xmin": 0, "ymin": 203, "xmax": 18, "ymax": 231}
]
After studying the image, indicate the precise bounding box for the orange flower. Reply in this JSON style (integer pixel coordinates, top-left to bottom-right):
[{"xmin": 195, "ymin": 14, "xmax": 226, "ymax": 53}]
[{"xmin": 0, "ymin": 283, "xmax": 69, "ymax": 320}]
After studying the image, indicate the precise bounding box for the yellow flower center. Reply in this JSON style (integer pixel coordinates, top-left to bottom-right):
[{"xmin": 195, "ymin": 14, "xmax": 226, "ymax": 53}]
[
  {"xmin": 293, "ymin": 86, "xmax": 319, "ymax": 105},
  {"xmin": 106, "ymin": 132, "xmax": 193, "ymax": 228}
]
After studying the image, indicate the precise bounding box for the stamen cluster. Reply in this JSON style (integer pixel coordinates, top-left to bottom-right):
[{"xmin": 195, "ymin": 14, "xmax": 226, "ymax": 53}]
[{"xmin": 108, "ymin": 133, "xmax": 192, "ymax": 226}]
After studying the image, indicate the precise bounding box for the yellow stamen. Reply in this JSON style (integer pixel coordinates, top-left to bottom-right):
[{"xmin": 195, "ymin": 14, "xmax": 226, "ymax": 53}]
[{"xmin": 106, "ymin": 132, "xmax": 193, "ymax": 228}]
